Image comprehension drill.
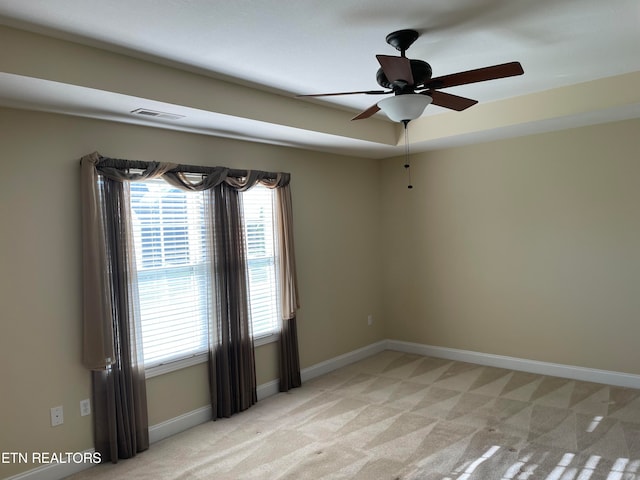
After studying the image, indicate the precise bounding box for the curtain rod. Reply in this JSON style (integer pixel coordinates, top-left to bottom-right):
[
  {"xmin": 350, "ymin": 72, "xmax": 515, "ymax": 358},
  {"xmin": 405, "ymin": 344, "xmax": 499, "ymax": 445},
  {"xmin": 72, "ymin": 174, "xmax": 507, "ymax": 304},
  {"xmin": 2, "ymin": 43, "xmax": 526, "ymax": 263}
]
[{"xmin": 96, "ymin": 156, "xmax": 287, "ymax": 180}]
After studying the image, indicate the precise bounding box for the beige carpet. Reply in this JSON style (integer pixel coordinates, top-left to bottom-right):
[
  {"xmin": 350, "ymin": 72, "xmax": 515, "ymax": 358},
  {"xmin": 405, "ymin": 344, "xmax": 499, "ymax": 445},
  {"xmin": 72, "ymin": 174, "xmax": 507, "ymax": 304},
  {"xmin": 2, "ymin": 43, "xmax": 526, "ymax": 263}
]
[{"xmin": 67, "ymin": 351, "xmax": 640, "ymax": 479}]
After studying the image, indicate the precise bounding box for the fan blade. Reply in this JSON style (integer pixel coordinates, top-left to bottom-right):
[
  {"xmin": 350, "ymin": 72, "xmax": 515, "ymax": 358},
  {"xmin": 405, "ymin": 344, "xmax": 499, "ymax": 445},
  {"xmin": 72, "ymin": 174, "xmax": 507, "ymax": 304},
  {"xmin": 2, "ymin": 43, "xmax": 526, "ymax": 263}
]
[
  {"xmin": 351, "ymin": 104, "xmax": 381, "ymax": 121},
  {"xmin": 425, "ymin": 61, "xmax": 523, "ymax": 89},
  {"xmin": 427, "ymin": 91, "xmax": 478, "ymax": 111},
  {"xmin": 297, "ymin": 90, "xmax": 389, "ymax": 97},
  {"xmin": 376, "ymin": 55, "xmax": 414, "ymax": 85}
]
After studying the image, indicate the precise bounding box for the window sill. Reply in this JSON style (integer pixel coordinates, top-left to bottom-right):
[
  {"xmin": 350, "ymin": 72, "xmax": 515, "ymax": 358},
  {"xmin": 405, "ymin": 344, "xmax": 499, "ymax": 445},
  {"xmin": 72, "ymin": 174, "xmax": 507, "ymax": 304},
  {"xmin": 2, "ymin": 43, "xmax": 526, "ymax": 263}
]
[
  {"xmin": 145, "ymin": 353, "xmax": 208, "ymax": 379},
  {"xmin": 253, "ymin": 332, "xmax": 279, "ymax": 347},
  {"xmin": 144, "ymin": 333, "xmax": 279, "ymax": 379}
]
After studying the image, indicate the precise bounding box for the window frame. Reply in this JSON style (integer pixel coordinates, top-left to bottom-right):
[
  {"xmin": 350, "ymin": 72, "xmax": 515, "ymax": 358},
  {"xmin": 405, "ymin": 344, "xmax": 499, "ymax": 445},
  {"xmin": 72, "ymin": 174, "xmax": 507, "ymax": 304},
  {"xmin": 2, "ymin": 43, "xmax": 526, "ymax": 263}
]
[{"xmin": 126, "ymin": 179, "xmax": 281, "ymax": 379}]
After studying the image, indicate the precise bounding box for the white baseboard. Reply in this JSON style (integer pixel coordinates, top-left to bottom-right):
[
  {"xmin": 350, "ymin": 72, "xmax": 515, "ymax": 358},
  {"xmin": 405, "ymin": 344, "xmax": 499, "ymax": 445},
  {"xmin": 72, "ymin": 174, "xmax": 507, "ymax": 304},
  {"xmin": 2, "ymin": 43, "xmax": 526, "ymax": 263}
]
[
  {"xmin": 5, "ymin": 449, "xmax": 97, "ymax": 480},
  {"xmin": 148, "ymin": 404, "xmax": 212, "ymax": 444},
  {"xmin": 300, "ymin": 340, "xmax": 388, "ymax": 382},
  {"xmin": 385, "ymin": 339, "xmax": 640, "ymax": 389},
  {"xmin": 256, "ymin": 379, "xmax": 280, "ymax": 401}
]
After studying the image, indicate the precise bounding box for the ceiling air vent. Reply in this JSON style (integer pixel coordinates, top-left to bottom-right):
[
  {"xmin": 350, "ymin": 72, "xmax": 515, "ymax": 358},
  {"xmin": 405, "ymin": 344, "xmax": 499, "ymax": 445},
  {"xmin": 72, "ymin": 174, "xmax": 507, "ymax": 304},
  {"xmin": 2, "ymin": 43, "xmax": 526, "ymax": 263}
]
[{"xmin": 130, "ymin": 108, "xmax": 185, "ymax": 120}]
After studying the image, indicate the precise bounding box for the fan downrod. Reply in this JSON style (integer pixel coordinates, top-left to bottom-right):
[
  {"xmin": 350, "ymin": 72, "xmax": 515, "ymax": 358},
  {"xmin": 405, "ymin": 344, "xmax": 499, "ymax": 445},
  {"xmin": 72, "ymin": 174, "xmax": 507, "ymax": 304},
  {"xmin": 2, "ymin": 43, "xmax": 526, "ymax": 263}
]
[{"xmin": 385, "ymin": 29, "xmax": 419, "ymax": 55}]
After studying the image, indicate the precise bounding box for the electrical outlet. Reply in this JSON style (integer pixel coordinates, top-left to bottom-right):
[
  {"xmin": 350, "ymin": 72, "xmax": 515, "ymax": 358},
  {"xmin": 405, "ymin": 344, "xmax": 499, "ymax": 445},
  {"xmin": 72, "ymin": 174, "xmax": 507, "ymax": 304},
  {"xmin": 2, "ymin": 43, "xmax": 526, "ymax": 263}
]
[
  {"xmin": 50, "ymin": 406, "xmax": 64, "ymax": 426},
  {"xmin": 80, "ymin": 399, "xmax": 91, "ymax": 417},
  {"xmin": 367, "ymin": 314, "xmax": 373, "ymax": 326}
]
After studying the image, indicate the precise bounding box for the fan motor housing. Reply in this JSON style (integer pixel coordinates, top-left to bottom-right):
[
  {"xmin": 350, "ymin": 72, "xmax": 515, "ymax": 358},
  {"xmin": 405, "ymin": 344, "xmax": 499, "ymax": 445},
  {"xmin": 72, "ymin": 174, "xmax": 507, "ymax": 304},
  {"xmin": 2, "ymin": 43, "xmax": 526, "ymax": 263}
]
[{"xmin": 376, "ymin": 59, "xmax": 432, "ymax": 90}]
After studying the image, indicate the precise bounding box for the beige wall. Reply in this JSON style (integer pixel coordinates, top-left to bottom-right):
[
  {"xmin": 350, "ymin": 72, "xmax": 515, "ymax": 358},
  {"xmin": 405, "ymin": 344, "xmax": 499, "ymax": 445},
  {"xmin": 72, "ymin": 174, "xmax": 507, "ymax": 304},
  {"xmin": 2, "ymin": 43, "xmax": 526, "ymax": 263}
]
[
  {"xmin": 0, "ymin": 107, "xmax": 385, "ymax": 477},
  {"xmin": 2, "ymin": 105, "xmax": 638, "ymax": 478},
  {"xmin": 381, "ymin": 119, "xmax": 640, "ymax": 375}
]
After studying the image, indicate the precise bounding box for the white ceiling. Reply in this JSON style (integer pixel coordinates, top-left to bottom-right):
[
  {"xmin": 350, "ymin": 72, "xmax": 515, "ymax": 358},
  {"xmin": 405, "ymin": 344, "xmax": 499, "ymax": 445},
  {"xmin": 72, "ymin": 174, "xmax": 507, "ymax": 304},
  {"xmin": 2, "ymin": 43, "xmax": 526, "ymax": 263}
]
[{"xmin": 0, "ymin": 0, "xmax": 639, "ymax": 157}]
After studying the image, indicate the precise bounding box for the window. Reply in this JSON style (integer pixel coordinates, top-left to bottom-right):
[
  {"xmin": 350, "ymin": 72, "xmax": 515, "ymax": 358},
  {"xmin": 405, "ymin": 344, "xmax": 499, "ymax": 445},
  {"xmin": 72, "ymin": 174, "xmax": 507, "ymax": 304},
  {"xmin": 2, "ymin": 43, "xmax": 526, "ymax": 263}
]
[
  {"xmin": 130, "ymin": 180, "xmax": 210, "ymax": 368},
  {"xmin": 242, "ymin": 185, "xmax": 281, "ymax": 340},
  {"xmin": 129, "ymin": 179, "xmax": 280, "ymax": 371}
]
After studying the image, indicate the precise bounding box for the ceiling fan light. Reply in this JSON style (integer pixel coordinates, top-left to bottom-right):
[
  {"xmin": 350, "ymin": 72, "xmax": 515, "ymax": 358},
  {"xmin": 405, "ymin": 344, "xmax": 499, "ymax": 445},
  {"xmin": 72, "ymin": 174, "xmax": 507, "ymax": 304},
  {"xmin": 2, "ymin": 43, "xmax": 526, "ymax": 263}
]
[{"xmin": 378, "ymin": 94, "xmax": 432, "ymax": 122}]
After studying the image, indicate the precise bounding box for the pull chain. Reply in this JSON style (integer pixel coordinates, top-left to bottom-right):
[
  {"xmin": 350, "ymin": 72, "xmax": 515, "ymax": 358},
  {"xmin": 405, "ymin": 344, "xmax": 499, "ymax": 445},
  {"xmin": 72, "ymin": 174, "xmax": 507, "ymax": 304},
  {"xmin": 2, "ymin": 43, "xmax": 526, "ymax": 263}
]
[{"xmin": 403, "ymin": 120, "xmax": 413, "ymax": 189}]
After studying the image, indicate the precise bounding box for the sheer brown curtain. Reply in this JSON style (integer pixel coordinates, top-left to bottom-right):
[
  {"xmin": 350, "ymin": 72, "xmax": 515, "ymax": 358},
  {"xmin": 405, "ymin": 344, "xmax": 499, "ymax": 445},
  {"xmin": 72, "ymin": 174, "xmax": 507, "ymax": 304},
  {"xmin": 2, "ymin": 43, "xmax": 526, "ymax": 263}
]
[
  {"xmin": 81, "ymin": 153, "xmax": 157, "ymax": 463},
  {"xmin": 274, "ymin": 184, "xmax": 301, "ymax": 391},
  {"xmin": 208, "ymin": 183, "xmax": 257, "ymax": 417},
  {"xmin": 81, "ymin": 153, "xmax": 302, "ymax": 458},
  {"xmin": 90, "ymin": 177, "xmax": 148, "ymax": 462}
]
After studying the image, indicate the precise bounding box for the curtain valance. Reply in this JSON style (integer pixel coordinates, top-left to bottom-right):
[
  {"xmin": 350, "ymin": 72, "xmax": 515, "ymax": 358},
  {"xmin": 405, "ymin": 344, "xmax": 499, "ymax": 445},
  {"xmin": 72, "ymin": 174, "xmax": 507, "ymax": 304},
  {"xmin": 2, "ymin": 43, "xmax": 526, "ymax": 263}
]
[{"xmin": 88, "ymin": 152, "xmax": 290, "ymax": 191}]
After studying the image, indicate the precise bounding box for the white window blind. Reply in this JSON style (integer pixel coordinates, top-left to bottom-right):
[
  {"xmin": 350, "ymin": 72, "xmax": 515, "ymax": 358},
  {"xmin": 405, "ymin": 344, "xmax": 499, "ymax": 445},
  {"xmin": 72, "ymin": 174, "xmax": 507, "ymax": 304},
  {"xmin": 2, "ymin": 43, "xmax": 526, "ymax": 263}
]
[
  {"xmin": 129, "ymin": 179, "xmax": 281, "ymax": 369},
  {"xmin": 130, "ymin": 179, "xmax": 210, "ymax": 368},
  {"xmin": 242, "ymin": 185, "xmax": 281, "ymax": 338}
]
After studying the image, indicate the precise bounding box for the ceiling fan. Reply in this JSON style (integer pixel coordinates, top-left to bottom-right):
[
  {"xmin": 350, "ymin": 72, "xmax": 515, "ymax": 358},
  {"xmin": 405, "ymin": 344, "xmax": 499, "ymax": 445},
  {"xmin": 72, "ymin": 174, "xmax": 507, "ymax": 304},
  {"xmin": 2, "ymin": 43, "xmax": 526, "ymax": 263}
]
[{"xmin": 298, "ymin": 29, "xmax": 524, "ymax": 122}]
